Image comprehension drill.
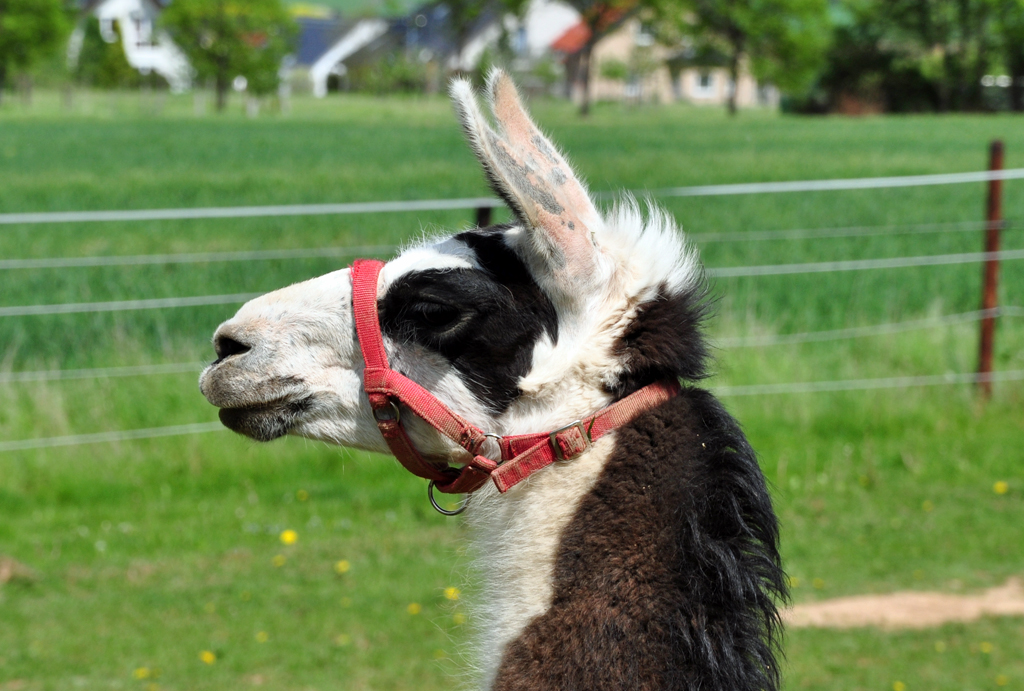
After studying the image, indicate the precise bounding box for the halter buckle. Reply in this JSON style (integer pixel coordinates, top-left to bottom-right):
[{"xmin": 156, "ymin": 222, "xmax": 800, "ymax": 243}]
[{"xmin": 549, "ymin": 420, "xmax": 592, "ymax": 461}]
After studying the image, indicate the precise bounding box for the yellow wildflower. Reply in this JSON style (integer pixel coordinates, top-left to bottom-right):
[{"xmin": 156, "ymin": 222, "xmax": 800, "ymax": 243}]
[
  {"xmin": 452, "ymin": 612, "xmax": 466, "ymax": 625},
  {"xmin": 272, "ymin": 554, "xmax": 286, "ymax": 567},
  {"xmin": 893, "ymin": 681, "xmax": 906, "ymax": 691},
  {"xmin": 133, "ymin": 667, "xmax": 151, "ymax": 680},
  {"xmin": 996, "ymin": 675, "xmax": 1009, "ymax": 686},
  {"xmin": 256, "ymin": 631, "xmax": 269, "ymax": 643},
  {"xmin": 280, "ymin": 529, "xmax": 298, "ymax": 545},
  {"xmin": 335, "ymin": 560, "xmax": 351, "ymax": 574},
  {"xmin": 981, "ymin": 641, "xmax": 994, "ymax": 654},
  {"xmin": 812, "ymin": 578, "xmax": 825, "ymax": 590},
  {"xmin": 407, "ymin": 602, "xmax": 422, "ymax": 615},
  {"xmin": 788, "ymin": 576, "xmax": 801, "ymax": 588},
  {"xmin": 444, "ymin": 587, "xmax": 461, "ymax": 601},
  {"xmin": 994, "ymin": 481, "xmax": 1009, "ymax": 495},
  {"xmin": 296, "ymin": 489, "xmax": 309, "ymax": 501},
  {"xmin": 199, "ymin": 650, "xmax": 216, "ymax": 665}
]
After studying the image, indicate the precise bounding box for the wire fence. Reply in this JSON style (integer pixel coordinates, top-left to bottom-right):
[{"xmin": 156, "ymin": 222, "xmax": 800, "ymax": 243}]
[
  {"xmin": 2, "ymin": 167, "xmax": 1022, "ymax": 227},
  {"xmin": 4, "ymin": 369, "xmax": 1022, "ymax": 453},
  {"xmin": 0, "ymin": 221, "xmax": 1016, "ymax": 273},
  {"xmin": 5, "ymin": 307, "xmax": 1020, "ymax": 385},
  {"xmin": 3, "ymin": 249, "xmax": 1022, "ymax": 318},
  {"xmin": 1, "ymin": 166, "xmax": 1021, "ymax": 452}
]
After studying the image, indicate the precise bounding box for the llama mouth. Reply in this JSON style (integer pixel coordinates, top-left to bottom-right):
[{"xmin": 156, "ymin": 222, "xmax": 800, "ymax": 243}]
[{"xmin": 218, "ymin": 396, "xmax": 314, "ymax": 442}]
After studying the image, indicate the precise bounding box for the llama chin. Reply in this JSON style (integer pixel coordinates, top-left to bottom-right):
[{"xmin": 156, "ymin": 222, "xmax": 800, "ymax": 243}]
[{"xmin": 199, "ymin": 68, "xmax": 786, "ymax": 691}]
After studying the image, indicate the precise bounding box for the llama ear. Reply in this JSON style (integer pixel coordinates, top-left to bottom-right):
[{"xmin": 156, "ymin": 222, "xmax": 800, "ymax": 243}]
[{"xmin": 450, "ymin": 70, "xmax": 602, "ymax": 286}]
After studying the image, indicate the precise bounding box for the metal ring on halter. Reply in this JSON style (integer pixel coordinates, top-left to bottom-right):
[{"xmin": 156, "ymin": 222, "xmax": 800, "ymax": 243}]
[{"xmin": 428, "ymin": 481, "xmax": 470, "ymax": 516}]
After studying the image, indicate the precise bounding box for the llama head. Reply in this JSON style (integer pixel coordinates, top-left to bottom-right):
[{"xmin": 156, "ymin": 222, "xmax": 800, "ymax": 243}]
[{"xmin": 199, "ymin": 70, "xmax": 708, "ymax": 463}]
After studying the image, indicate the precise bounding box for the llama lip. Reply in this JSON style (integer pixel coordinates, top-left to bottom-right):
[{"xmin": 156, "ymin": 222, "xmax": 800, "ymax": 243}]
[{"xmin": 217, "ymin": 396, "xmax": 314, "ymax": 442}]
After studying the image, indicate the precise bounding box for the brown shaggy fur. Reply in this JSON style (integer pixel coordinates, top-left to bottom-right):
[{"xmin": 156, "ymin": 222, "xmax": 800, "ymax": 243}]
[{"xmin": 493, "ymin": 388, "xmax": 786, "ymax": 691}]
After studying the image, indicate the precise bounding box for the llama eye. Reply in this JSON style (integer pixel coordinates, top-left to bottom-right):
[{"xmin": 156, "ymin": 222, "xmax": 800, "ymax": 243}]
[{"xmin": 408, "ymin": 302, "xmax": 461, "ymax": 329}]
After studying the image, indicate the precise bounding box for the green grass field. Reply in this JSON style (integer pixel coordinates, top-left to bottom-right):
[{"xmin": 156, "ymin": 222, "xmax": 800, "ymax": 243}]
[{"xmin": 0, "ymin": 90, "xmax": 1022, "ymax": 691}]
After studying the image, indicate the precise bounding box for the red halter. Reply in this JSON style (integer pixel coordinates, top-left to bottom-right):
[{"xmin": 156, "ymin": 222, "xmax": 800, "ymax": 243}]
[{"xmin": 350, "ymin": 258, "xmax": 680, "ymax": 505}]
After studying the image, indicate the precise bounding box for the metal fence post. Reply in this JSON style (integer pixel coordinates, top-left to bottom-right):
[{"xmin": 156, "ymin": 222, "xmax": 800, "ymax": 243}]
[{"xmin": 978, "ymin": 140, "xmax": 1004, "ymax": 398}]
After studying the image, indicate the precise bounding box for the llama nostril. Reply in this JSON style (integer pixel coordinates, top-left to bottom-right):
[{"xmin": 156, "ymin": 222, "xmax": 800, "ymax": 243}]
[{"xmin": 215, "ymin": 334, "xmax": 252, "ymax": 360}]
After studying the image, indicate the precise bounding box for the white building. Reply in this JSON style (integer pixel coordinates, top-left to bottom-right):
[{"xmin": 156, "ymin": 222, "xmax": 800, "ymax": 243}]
[{"xmin": 70, "ymin": 0, "xmax": 191, "ymax": 91}]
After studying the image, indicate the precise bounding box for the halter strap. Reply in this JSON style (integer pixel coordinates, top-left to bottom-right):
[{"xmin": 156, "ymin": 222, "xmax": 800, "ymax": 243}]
[{"xmin": 350, "ymin": 258, "xmax": 680, "ymax": 500}]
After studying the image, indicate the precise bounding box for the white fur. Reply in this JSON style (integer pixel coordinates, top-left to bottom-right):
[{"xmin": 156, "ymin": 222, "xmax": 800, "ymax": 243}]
[{"xmin": 465, "ymin": 433, "xmax": 616, "ymax": 689}]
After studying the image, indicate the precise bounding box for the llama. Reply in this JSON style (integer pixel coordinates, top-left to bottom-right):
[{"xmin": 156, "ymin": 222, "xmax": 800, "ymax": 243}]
[{"xmin": 199, "ymin": 70, "xmax": 786, "ymax": 691}]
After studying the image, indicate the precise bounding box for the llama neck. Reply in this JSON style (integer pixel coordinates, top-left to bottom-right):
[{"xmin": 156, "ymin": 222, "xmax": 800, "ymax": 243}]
[
  {"xmin": 464, "ymin": 433, "xmax": 617, "ymax": 690},
  {"xmin": 461, "ymin": 389, "xmax": 785, "ymax": 691}
]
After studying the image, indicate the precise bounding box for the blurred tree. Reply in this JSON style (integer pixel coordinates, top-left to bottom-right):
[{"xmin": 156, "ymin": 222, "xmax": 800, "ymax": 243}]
[
  {"xmin": 0, "ymin": 0, "xmax": 72, "ymax": 104},
  {"xmin": 74, "ymin": 17, "xmax": 145, "ymax": 89},
  {"xmin": 997, "ymin": 0, "xmax": 1024, "ymax": 110},
  {"xmin": 161, "ymin": 0, "xmax": 296, "ymax": 111},
  {"xmin": 653, "ymin": 0, "xmax": 831, "ymax": 115},
  {"xmin": 564, "ymin": 0, "xmax": 637, "ymax": 116},
  {"xmin": 884, "ymin": 0, "xmax": 1000, "ymax": 111}
]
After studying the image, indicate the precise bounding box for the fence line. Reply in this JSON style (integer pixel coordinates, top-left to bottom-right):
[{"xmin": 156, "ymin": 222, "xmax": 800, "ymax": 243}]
[
  {"xmin": 0, "ymin": 197, "xmax": 503, "ymax": 226},
  {"xmin": 4, "ymin": 249, "xmax": 1023, "ymax": 317},
  {"xmin": 3, "ymin": 221, "xmax": 1014, "ymax": 272},
  {"xmin": 4, "ymin": 369, "xmax": 1022, "ymax": 452},
  {"xmin": 650, "ymin": 168, "xmax": 1024, "ymax": 198},
  {"xmin": 0, "ymin": 362, "xmax": 205, "ymax": 384},
  {"xmin": 0, "ymin": 292, "xmax": 260, "ymax": 318},
  {"xmin": 0, "ymin": 422, "xmax": 225, "ymax": 453},
  {"xmin": 708, "ymin": 248, "xmax": 1024, "ymax": 278},
  {"xmin": 717, "ymin": 307, "xmax": 1024, "ymax": 348},
  {"xmin": 690, "ymin": 219, "xmax": 1010, "ymax": 244},
  {"xmin": 2, "ymin": 168, "xmax": 1022, "ymax": 227},
  {"xmin": 0, "ymin": 245, "xmax": 396, "ymax": 271},
  {"xmin": 715, "ymin": 369, "xmax": 1024, "ymax": 396},
  {"xmin": 4, "ymin": 307, "xmax": 1022, "ymax": 384}
]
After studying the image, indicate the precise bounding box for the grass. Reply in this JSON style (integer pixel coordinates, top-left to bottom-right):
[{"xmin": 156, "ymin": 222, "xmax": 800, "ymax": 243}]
[{"xmin": 0, "ymin": 90, "xmax": 1022, "ymax": 690}]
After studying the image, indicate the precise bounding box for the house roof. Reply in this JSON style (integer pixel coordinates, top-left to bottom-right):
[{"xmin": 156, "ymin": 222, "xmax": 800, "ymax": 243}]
[
  {"xmin": 549, "ymin": 3, "xmax": 632, "ymax": 55},
  {"xmin": 295, "ymin": 16, "xmax": 358, "ymax": 65},
  {"xmin": 79, "ymin": 0, "xmax": 170, "ymax": 10}
]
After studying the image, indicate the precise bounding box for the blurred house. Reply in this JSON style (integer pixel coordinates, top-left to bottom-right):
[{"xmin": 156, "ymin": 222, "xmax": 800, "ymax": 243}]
[
  {"xmin": 553, "ymin": 16, "xmax": 778, "ymax": 107},
  {"xmin": 298, "ymin": 0, "xmax": 580, "ymax": 96},
  {"xmin": 71, "ymin": 0, "xmax": 191, "ymax": 91},
  {"xmin": 293, "ymin": 15, "xmax": 389, "ymax": 96}
]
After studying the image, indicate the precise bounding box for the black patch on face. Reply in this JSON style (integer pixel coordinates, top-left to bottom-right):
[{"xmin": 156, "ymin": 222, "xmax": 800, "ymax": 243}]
[
  {"xmin": 378, "ymin": 228, "xmax": 558, "ymax": 414},
  {"xmin": 610, "ymin": 280, "xmax": 711, "ymax": 398},
  {"xmin": 494, "ymin": 387, "xmax": 787, "ymax": 691}
]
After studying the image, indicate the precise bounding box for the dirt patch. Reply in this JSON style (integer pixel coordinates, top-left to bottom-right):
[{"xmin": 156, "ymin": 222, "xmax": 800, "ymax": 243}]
[
  {"xmin": 0, "ymin": 556, "xmax": 37, "ymax": 586},
  {"xmin": 784, "ymin": 578, "xmax": 1024, "ymax": 629}
]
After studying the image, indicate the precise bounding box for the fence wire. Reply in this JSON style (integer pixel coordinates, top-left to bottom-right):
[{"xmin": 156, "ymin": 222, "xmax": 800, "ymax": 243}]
[
  {"xmin": 4, "ymin": 307, "xmax": 1021, "ymax": 384},
  {"xmin": 1, "ymin": 167, "xmax": 1021, "ymax": 226},
  {"xmin": 716, "ymin": 307, "xmax": 1024, "ymax": 348},
  {"xmin": 716, "ymin": 369, "xmax": 1024, "ymax": 397},
  {"xmin": 3, "ymin": 369, "xmax": 1022, "ymax": 452},
  {"xmin": 2, "ymin": 221, "xmax": 1015, "ymax": 272},
  {"xmin": 3, "ymin": 250, "xmax": 1022, "ymax": 317},
  {"xmin": 0, "ymin": 245, "xmax": 396, "ymax": 271}
]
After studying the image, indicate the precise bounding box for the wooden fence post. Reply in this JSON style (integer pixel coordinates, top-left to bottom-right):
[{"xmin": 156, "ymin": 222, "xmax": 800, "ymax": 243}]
[
  {"xmin": 476, "ymin": 205, "xmax": 493, "ymax": 229},
  {"xmin": 977, "ymin": 140, "xmax": 1004, "ymax": 398}
]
